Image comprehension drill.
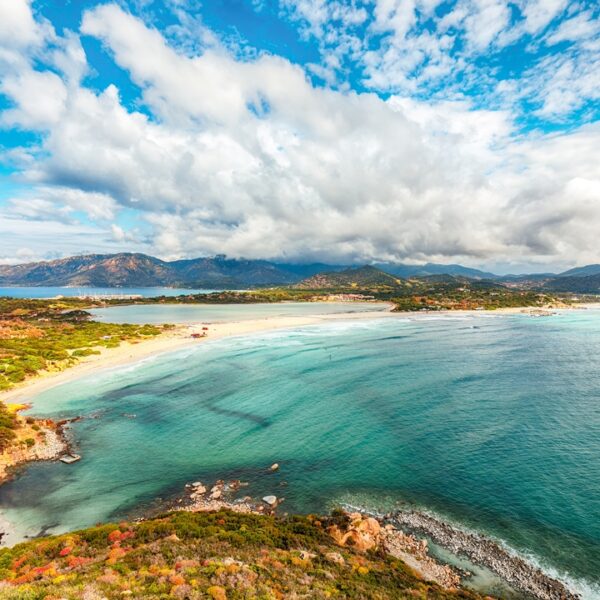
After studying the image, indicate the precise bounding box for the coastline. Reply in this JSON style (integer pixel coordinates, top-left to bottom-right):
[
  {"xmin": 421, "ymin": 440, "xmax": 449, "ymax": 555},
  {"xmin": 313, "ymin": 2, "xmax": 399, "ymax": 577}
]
[
  {"xmin": 0, "ymin": 301, "xmax": 597, "ymax": 598},
  {"xmin": 388, "ymin": 508, "xmax": 580, "ymax": 600},
  {"xmin": 0, "ymin": 416, "xmax": 67, "ymax": 485},
  {"xmin": 1, "ymin": 301, "xmax": 598, "ymax": 484},
  {"xmin": 0, "ymin": 303, "xmax": 397, "ymax": 484},
  {"xmin": 0, "ymin": 304, "xmax": 391, "ymax": 406},
  {"xmin": 4, "ymin": 301, "xmax": 597, "ymax": 407},
  {"xmin": 150, "ymin": 479, "xmax": 463, "ymax": 590}
]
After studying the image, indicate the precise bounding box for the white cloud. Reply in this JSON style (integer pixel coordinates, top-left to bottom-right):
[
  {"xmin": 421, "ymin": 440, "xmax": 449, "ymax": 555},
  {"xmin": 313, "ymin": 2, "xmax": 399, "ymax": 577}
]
[
  {"xmin": 520, "ymin": 0, "xmax": 568, "ymax": 35},
  {"xmin": 110, "ymin": 223, "xmax": 139, "ymax": 243},
  {"xmin": 0, "ymin": 0, "xmax": 40, "ymax": 49},
  {"xmin": 463, "ymin": 0, "xmax": 511, "ymax": 51},
  {"xmin": 545, "ymin": 10, "xmax": 599, "ymax": 44},
  {"xmin": 277, "ymin": 0, "xmax": 600, "ymax": 124},
  {"xmin": 3, "ymin": 187, "xmax": 118, "ymax": 223},
  {"xmin": 500, "ymin": 49, "xmax": 600, "ymax": 118},
  {"xmin": 0, "ymin": 215, "xmax": 137, "ymax": 265},
  {"xmin": 0, "ymin": 1, "xmax": 600, "ymax": 271},
  {"xmin": 1, "ymin": 69, "xmax": 67, "ymax": 128}
]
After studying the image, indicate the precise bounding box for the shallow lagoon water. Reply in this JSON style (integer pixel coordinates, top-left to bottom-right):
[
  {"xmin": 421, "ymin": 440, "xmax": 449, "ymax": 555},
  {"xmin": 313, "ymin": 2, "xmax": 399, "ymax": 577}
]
[
  {"xmin": 89, "ymin": 301, "xmax": 389, "ymax": 323},
  {"xmin": 1, "ymin": 310, "xmax": 599, "ymax": 598}
]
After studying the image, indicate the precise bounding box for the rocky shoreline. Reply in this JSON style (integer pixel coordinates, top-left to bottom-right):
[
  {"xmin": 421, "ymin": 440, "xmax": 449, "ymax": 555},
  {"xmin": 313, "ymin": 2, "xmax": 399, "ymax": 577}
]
[
  {"xmin": 161, "ymin": 479, "xmax": 582, "ymax": 598},
  {"xmin": 165, "ymin": 477, "xmax": 285, "ymax": 515},
  {"xmin": 387, "ymin": 509, "xmax": 580, "ymax": 600},
  {"xmin": 159, "ymin": 477, "xmax": 465, "ymax": 591},
  {"xmin": 0, "ymin": 455, "xmax": 584, "ymax": 599},
  {"xmin": 0, "ymin": 412, "xmax": 71, "ymax": 485}
]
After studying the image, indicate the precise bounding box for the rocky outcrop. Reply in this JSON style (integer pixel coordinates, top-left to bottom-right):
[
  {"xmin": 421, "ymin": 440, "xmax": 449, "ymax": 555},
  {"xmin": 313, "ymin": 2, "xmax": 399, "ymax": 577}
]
[
  {"xmin": 180, "ymin": 480, "xmax": 260, "ymax": 514},
  {"xmin": 328, "ymin": 512, "xmax": 381, "ymax": 552},
  {"xmin": 327, "ymin": 512, "xmax": 460, "ymax": 589},
  {"xmin": 0, "ymin": 416, "xmax": 67, "ymax": 483}
]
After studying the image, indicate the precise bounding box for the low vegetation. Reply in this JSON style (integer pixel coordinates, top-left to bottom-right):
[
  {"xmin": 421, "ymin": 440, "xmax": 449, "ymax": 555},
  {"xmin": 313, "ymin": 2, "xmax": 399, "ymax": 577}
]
[
  {"xmin": 0, "ymin": 402, "xmax": 18, "ymax": 452},
  {"xmin": 103, "ymin": 268, "xmax": 569, "ymax": 312},
  {"xmin": 0, "ymin": 510, "xmax": 485, "ymax": 599},
  {"xmin": 389, "ymin": 280, "xmax": 565, "ymax": 311},
  {"xmin": 287, "ymin": 268, "xmax": 567, "ymax": 311},
  {"xmin": 0, "ymin": 298, "xmax": 162, "ymax": 392},
  {"xmin": 295, "ymin": 265, "xmax": 405, "ymax": 290},
  {"xmin": 111, "ymin": 289, "xmax": 320, "ymax": 305}
]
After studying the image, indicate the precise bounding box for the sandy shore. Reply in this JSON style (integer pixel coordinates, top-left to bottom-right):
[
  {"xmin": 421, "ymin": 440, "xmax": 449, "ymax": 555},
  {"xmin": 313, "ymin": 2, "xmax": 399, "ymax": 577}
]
[
  {"xmin": 0, "ymin": 305, "xmax": 391, "ymax": 405},
  {"xmin": 2, "ymin": 301, "xmax": 598, "ymax": 407}
]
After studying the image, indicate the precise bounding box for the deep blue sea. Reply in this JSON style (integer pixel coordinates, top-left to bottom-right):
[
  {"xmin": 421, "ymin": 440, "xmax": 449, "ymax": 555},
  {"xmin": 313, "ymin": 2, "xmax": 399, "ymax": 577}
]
[{"xmin": 1, "ymin": 309, "xmax": 599, "ymax": 598}]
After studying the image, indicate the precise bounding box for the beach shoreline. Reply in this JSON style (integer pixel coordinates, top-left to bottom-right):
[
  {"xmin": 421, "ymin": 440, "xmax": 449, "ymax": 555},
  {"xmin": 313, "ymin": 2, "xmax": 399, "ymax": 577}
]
[
  {"xmin": 4, "ymin": 301, "xmax": 597, "ymax": 407},
  {"xmin": 0, "ymin": 301, "xmax": 537, "ymax": 486},
  {"xmin": 0, "ymin": 303, "xmax": 388, "ymax": 406}
]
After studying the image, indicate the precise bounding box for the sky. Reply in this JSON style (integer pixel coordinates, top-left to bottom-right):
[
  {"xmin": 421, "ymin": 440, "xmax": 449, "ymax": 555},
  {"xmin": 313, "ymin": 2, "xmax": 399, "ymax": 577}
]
[{"xmin": 0, "ymin": 0, "xmax": 599, "ymax": 273}]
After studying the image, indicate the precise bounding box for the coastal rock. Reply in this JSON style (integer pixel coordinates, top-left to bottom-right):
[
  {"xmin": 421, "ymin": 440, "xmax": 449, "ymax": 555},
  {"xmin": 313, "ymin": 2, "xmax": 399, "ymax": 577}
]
[
  {"xmin": 181, "ymin": 480, "xmax": 258, "ymax": 515},
  {"xmin": 328, "ymin": 513, "xmax": 381, "ymax": 552},
  {"xmin": 381, "ymin": 525, "xmax": 460, "ymax": 589},
  {"xmin": 0, "ymin": 416, "xmax": 68, "ymax": 483},
  {"xmin": 262, "ymin": 495, "xmax": 278, "ymax": 506},
  {"xmin": 390, "ymin": 509, "xmax": 580, "ymax": 600},
  {"xmin": 327, "ymin": 511, "xmax": 460, "ymax": 589}
]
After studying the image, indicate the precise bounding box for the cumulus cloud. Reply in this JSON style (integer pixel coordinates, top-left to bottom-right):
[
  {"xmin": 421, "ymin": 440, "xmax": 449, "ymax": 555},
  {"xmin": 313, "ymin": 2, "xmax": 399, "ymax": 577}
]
[
  {"xmin": 0, "ymin": 0, "xmax": 599, "ymax": 270},
  {"xmin": 1, "ymin": 69, "xmax": 67, "ymax": 128},
  {"xmin": 0, "ymin": 0, "xmax": 40, "ymax": 49}
]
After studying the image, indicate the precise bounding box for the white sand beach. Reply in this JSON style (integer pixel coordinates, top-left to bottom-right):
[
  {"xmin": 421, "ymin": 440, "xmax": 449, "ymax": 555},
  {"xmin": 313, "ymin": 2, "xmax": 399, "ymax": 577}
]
[{"xmin": 0, "ymin": 305, "xmax": 392, "ymax": 406}]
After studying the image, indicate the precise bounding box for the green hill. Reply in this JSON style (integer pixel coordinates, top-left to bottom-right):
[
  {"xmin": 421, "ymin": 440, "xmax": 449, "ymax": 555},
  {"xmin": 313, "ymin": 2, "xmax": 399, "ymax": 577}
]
[
  {"xmin": 0, "ymin": 510, "xmax": 484, "ymax": 600},
  {"xmin": 295, "ymin": 265, "xmax": 406, "ymax": 289},
  {"xmin": 558, "ymin": 264, "xmax": 600, "ymax": 278},
  {"xmin": 543, "ymin": 273, "xmax": 600, "ymax": 293}
]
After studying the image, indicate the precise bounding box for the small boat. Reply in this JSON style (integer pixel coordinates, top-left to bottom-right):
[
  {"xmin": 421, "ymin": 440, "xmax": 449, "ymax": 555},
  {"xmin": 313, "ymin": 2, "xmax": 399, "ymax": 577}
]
[{"xmin": 59, "ymin": 453, "xmax": 81, "ymax": 464}]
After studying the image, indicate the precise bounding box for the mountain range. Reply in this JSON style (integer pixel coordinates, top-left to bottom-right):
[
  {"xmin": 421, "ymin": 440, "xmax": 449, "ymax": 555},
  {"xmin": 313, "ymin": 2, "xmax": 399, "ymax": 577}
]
[
  {"xmin": 0, "ymin": 254, "xmax": 327, "ymax": 288},
  {"xmin": 0, "ymin": 253, "xmax": 494, "ymax": 288},
  {"xmin": 0, "ymin": 253, "xmax": 599, "ymax": 293}
]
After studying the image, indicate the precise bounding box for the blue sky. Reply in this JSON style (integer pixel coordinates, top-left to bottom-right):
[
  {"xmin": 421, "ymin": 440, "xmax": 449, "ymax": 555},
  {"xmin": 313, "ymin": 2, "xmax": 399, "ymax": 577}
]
[{"xmin": 0, "ymin": 0, "xmax": 599, "ymax": 272}]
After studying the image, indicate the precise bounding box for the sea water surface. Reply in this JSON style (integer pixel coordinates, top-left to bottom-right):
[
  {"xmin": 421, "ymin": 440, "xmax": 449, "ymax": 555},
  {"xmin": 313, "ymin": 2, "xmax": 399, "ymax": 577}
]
[{"xmin": 1, "ymin": 309, "xmax": 599, "ymax": 597}]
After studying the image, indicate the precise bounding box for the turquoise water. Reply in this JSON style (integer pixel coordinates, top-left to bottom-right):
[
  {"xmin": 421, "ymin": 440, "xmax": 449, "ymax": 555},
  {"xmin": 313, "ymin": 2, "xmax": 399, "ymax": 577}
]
[
  {"xmin": 0, "ymin": 287, "xmax": 217, "ymax": 299},
  {"xmin": 89, "ymin": 302, "xmax": 389, "ymax": 323},
  {"xmin": 1, "ymin": 310, "xmax": 599, "ymax": 597}
]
